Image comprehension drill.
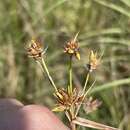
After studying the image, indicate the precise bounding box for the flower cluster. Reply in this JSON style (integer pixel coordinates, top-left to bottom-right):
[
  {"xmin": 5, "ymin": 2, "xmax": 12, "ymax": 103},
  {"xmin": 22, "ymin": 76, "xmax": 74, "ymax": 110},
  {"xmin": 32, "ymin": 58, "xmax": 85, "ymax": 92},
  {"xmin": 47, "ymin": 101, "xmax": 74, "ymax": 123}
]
[
  {"xmin": 26, "ymin": 34, "xmax": 119, "ymax": 130},
  {"xmin": 87, "ymin": 50, "xmax": 100, "ymax": 72},
  {"xmin": 53, "ymin": 88, "xmax": 83, "ymax": 112},
  {"xmin": 64, "ymin": 34, "xmax": 80, "ymax": 60},
  {"xmin": 26, "ymin": 39, "xmax": 44, "ymax": 59}
]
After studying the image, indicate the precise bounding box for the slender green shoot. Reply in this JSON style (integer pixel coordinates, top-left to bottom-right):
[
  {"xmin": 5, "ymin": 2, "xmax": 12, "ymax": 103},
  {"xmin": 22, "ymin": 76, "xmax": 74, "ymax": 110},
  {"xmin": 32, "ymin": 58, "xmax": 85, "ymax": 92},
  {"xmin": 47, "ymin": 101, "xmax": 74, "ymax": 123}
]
[
  {"xmin": 82, "ymin": 72, "xmax": 90, "ymax": 94},
  {"xmin": 39, "ymin": 58, "xmax": 58, "ymax": 92},
  {"xmin": 68, "ymin": 55, "xmax": 73, "ymax": 95}
]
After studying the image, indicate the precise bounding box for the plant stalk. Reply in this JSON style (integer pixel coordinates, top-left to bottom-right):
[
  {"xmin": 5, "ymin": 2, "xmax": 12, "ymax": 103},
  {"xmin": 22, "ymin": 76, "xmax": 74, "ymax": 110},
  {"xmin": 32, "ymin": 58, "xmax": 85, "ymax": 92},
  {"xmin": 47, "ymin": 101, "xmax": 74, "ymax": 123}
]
[
  {"xmin": 70, "ymin": 122, "xmax": 76, "ymax": 130},
  {"xmin": 83, "ymin": 72, "xmax": 90, "ymax": 93},
  {"xmin": 68, "ymin": 55, "xmax": 73, "ymax": 95},
  {"xmin": 75, "ymin": 72, "xmax": 90, "ymax": 116},
  {"xmin": 70, "ymin": 106, "xmax": 76, "ymax": 130},
  {"xmin": 38, "ymin": 58, "xmax": 58, "ymax": 92}
]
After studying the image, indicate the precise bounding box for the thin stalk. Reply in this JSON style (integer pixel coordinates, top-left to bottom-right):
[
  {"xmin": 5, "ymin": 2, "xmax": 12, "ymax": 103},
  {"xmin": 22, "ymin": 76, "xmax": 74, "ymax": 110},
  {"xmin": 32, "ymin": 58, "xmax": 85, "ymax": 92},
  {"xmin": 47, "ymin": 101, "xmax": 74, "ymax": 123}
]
[
  {"xmin": 68, "ymin": 55, "xmax": 73, "ymax": 95},
  {"xmin": 67, "ymin": 55, "xmax": 76, "ymax": 130},
  {"xmin": 82, "ymin": 72, "xmax": 90, "ymax": 93},
  {"xmin": 75, "ymin": 101, "xmax": 81, "ymax": 117},
  {"xmin": 39, "ymin": 58, "xmax": 58, "ymax": 92},
  {"xmin": 75, "ymin": 72, "xmax": 90, "ymax": 116},
  {"xmin": 70, "ymin": 105, "xmax": 76, "ymax": 130},
  {"xmin": 84, "ymin": 79, "xmax": 96, "ymax": 98}
]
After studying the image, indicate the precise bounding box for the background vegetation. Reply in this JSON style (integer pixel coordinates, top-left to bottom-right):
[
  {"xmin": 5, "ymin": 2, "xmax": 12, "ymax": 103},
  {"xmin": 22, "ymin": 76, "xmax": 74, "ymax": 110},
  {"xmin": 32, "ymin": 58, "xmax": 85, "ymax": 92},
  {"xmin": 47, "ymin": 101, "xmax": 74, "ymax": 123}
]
[{"xmin": 0, "ymin": 0, "xmax": 130, "ymax": 129}]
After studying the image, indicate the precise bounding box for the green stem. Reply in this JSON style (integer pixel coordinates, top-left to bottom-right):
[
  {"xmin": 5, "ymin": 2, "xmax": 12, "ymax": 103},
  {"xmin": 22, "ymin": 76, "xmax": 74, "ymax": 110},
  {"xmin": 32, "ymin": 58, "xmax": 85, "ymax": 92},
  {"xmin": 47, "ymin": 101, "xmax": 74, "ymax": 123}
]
[
  {"xmin": 68, "ymin": 55, "xmax": 73, "ymax": 95},
  {"xmin": 38, "ymin": 58, "xmax": 58, "ymax": 92},
  {"xmin": 75, "ymin": 72, "xmax": 90, "ymax": 116},
  {"xmin": 83, "ymin": 72, "xmax": 90, "ymax": 93},
  {"xmin": 68, "ymin": 56, "xmax": 75, "ymax": 129},
  {"xmin": 84, "ymin": 79, "xmax": 96, "ymax": 97}
]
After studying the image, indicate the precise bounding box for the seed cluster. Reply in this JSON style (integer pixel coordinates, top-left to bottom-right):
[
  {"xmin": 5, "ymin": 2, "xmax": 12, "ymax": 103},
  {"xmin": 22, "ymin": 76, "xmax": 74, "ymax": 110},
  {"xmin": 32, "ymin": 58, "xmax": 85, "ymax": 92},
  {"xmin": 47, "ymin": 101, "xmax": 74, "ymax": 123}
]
[
  {"xmin": 26, "ymin": 34, "xmax": 119, "ymax": 130},
  {"xmin": 53, "ymin": 88, "xmax": 83, "ymax": 112},
  {"xmin": 26, "ymin": 39, "xmax": 44, "ymax": 59},
  {"xmin": 64, "ymin": 35, "xmax": 80, "ymax": 60}
]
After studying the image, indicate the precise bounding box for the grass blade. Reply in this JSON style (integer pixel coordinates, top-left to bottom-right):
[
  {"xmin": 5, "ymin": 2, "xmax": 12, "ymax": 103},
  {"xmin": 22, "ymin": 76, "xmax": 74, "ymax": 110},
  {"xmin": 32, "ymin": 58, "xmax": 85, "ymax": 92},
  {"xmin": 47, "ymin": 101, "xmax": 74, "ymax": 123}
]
[
  {"xmin": 93, "ymin": 0, "xmax": 130, "ymax": 18},
  {"xmin": 80, "ymin": 28, "xmax": 123, "ymax": 39},
  {"xmin": 120, "ymin": 0, "xmax": 130, "ymax": 8},
  {"xmin": 90, "ymin": 78, "xmax": 130, "ymax": 94}
]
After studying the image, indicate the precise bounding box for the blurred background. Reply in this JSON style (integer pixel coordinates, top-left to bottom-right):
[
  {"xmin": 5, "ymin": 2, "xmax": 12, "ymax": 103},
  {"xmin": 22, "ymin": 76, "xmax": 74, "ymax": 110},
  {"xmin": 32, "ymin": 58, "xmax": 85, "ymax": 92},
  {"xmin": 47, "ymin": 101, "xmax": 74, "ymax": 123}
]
[{"xmin": 0, "ymin": 0, "xmax": 130, "ymax": 129}]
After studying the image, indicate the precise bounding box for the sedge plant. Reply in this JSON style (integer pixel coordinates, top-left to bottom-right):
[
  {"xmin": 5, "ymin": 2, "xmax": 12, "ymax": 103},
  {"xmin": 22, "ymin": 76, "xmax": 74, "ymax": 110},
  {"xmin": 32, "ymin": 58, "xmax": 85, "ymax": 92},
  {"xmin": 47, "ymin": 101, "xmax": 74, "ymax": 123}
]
[{"xmin": 26, "ymin": 34, "xmax": 120, "ymax": 130}]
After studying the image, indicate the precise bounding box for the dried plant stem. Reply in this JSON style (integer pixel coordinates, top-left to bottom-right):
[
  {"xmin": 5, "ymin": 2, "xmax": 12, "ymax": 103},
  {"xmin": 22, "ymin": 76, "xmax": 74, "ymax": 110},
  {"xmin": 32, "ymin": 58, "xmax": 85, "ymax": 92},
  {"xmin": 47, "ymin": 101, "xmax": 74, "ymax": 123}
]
[
  {"xmin": 68, "ymin": 56, "xmax": 73, "ymax": 95},
  {"xmin": 38, "ymin": 58, "xmax": 58, "ymax": 92},
  {"xmin": 73, "ymin": 117, "xmax": 120, "ymax": 130}
]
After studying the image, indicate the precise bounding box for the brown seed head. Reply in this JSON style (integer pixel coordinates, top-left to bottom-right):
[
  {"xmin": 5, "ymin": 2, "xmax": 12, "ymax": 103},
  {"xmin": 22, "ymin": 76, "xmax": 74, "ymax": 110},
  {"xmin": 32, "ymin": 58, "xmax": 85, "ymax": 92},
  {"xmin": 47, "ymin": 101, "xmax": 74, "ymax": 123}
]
[
  {"xmin": 53, "ymin": 88, "xmax": 83, "ymax": 112},
  {"xmin": 64, "ymin": 33, "xmax": 80, "ymax": 60},
  {"xmin": 26, "ymin": 39, "xmax": 44, "ymax": 59}
]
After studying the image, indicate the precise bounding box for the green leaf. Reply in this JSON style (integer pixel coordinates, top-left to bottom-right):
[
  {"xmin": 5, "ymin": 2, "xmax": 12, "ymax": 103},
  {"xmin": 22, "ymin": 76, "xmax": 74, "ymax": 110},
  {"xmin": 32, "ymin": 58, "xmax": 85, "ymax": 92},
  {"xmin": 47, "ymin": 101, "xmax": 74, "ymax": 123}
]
[
  {"xmin": 90, "ymin": 78, "xmax": 130, "ymax": 94},
  {"xmin": 94, "ymin": 0, "xmax": 130, "ymax": 18}
]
